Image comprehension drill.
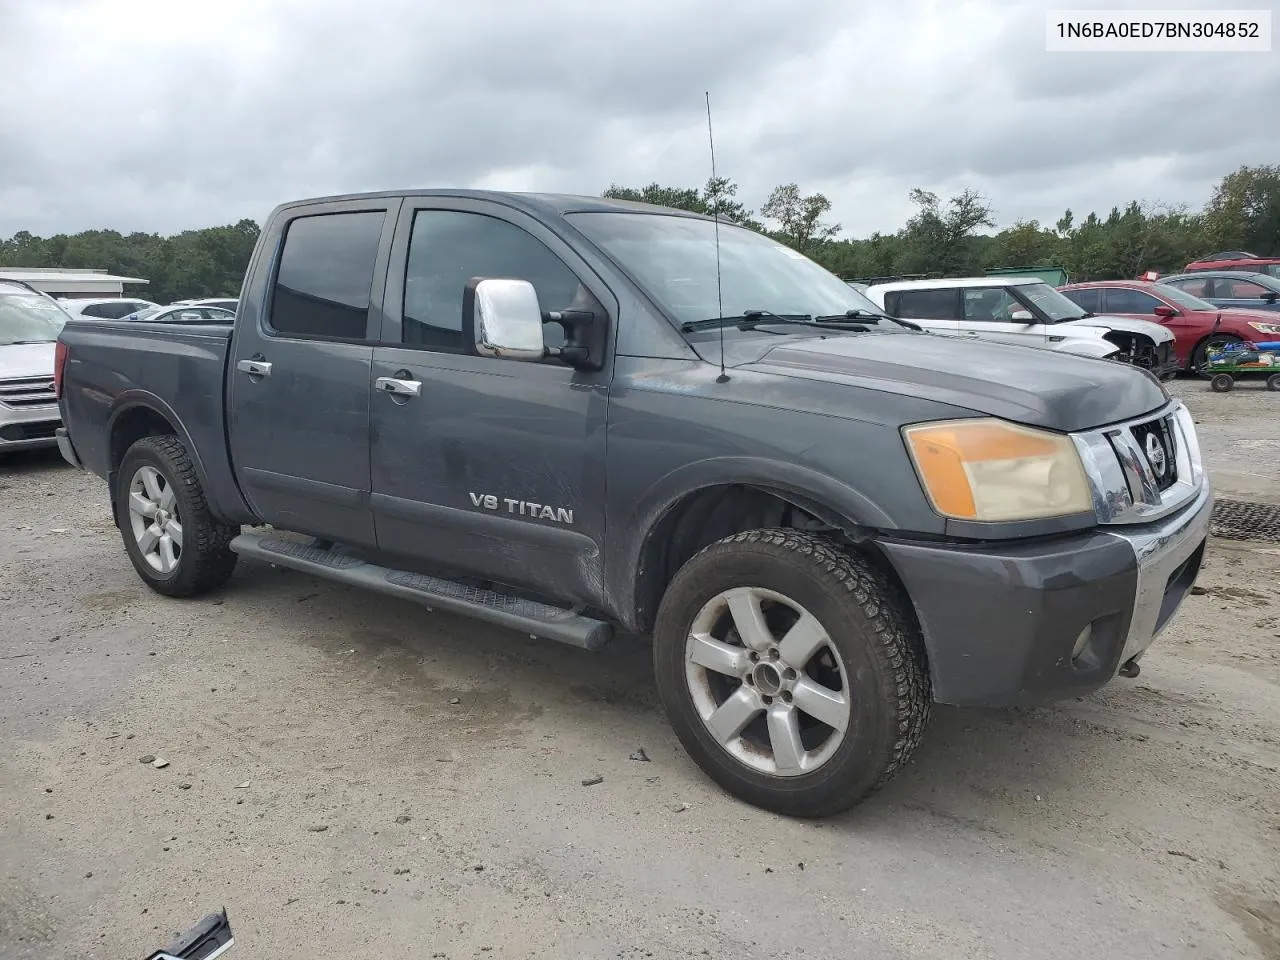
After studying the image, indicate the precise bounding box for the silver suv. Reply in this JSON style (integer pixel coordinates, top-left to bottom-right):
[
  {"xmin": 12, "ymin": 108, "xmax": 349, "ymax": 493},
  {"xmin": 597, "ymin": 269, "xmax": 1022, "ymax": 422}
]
[{"xmin": 0, "ymin": 281, "xmax": 70, "ymax": 454}]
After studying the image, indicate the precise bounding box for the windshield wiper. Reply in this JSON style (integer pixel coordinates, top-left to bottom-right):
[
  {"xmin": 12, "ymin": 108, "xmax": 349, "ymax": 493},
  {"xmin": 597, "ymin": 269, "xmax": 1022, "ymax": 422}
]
[
  {"xmin": 815, "ymin": 309, "xmax": 923, "ymax": 332},
  {"xmin": 681, "ymin": 310, "xmax": 868, "ymax": 333}
]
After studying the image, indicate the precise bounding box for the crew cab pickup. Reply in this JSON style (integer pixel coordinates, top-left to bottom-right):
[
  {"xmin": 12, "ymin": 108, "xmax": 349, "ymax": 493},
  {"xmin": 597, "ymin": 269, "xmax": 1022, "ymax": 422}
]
[{"xmin": 55, "ymin": 190, "xmax": 1212, "ymax": 817}]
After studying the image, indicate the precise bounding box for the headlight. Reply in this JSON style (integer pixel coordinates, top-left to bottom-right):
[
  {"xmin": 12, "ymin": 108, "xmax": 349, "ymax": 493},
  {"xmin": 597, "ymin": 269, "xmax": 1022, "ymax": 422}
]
[
  {"xmin": 903, "ymin": 419, "xmax": 1093, "ymax": 521},
  {"xmin": 1247, "ymin": 321, "xmax": 1280, "ymax": 335}
]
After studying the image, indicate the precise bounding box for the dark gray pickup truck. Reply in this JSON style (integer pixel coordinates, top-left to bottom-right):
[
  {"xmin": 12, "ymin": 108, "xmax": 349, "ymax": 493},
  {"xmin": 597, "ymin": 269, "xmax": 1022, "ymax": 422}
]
[{"xmin": 55, "ymin": 190, "xmax": 1212, "ymax": 816}]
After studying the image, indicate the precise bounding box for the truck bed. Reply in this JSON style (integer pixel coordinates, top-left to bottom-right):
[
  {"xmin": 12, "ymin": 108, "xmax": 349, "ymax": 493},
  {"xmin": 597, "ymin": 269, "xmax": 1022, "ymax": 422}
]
[{"xmin": 57, "ymin": 318, "xmax": 247, "ymax": 521}]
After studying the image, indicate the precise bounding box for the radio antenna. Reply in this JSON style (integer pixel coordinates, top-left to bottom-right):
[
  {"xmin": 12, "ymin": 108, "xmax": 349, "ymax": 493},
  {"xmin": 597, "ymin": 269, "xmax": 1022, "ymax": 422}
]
[{"xmin": 705, "ymin": 91, "xmax": 729, "ymax": 383}]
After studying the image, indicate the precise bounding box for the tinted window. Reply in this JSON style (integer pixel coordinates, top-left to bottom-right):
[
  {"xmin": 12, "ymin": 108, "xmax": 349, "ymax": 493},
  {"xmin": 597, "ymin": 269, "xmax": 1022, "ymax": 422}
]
[
  {"xmin": 963, "ymin": 287, "xmax": 1024, "ymax": 322},
  {"xmin": 1062, "ymin": 288, "xmax": 1101, "ymax": 312},
  {"xmin": 270, "ymin": 211, "xmax": 385, "ymax": 340},
  {"xmin": 401, "ymin": 210, "xmax": 595, "ymax": 353},
  {"xmin": 1167, "ymin": 277, "xmax": 1210, "ymax": 298},
  {"xmin": 1104, "ymin": 288, "xmax": 1161, "ymax": 314},
  {"xmin": 890, "ymin": 288, "xmax": 959, "ymax": 320},
  {"xmin": 80, "ymin": 303, "xmax": 114, "ymax": 318},
  {"xmin": 1218, "ymin": 278, "xmax": 1269, "ymax": 298}
]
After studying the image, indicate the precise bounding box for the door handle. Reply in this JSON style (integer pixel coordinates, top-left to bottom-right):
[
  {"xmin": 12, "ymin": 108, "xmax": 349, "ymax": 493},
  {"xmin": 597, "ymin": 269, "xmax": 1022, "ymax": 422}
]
[
  {"xmin": 375, "ymin": 377, "xmax": 422, "ymax": 397},
  {"xmin": 236, "ymin": 359, "xmax": 272, "ymax": 377}
]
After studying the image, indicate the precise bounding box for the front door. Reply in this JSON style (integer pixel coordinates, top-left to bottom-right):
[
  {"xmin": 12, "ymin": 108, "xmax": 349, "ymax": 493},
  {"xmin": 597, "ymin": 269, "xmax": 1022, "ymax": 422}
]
[
  {"xmin": 368, "ymin": 199, "xmax": 613, "ymax": 607},
  {"xmin": 227, "ymin": 201, "xmax": 399, "ymax": 548},
  {"xmin": 959, "ymin": 286, "xmax": 1049, "ymax": 348}
]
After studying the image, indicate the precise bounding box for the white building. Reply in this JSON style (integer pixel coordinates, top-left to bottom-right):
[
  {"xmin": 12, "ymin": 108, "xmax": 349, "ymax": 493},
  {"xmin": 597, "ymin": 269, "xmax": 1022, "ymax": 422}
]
[{"xmin": 0, "ymin": 267, "xmax": 149, "ymax": 299}]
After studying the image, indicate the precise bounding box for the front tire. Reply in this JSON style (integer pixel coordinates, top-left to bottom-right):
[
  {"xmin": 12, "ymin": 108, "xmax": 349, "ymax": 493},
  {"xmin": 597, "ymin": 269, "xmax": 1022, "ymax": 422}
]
[
  {"xmin": 653, "ymin": 529, "xmax": 930, "ymax": 818},
  {"xmin": 1210, "ymin": 373, "xmax": 1235, "ymax": 393},
  {"xmin": 115, "ymin": 435, "xmax": 238, "ymax": 597}
]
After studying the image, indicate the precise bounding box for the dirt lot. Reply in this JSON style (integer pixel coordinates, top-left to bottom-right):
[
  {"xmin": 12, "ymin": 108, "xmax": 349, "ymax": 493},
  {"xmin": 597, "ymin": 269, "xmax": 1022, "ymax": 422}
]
[{"xmin": 2, "ymin": 381, "xmax": 1278, "ymax": 960}]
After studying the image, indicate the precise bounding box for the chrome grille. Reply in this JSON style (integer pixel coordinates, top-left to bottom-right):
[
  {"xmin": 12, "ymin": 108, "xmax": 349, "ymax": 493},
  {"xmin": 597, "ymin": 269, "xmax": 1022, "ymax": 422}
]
[
  {"xmin": 0, "ymin": 376, "xmax": 57, "ymax": 408},
  {"xmin": 1128, "ymin": 415, "xmax": 1178, "ymax": 493}
]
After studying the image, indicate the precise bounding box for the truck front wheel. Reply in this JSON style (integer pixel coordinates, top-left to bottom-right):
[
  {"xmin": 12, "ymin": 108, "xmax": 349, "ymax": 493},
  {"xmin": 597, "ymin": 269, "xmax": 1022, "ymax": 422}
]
[
  {"xmin": 115, "ymin": 435, "xmax": 238, "ymax": 597},
  {"xmin": 653, "ymin": 529, "xmax": 930, "ymax": 817}
]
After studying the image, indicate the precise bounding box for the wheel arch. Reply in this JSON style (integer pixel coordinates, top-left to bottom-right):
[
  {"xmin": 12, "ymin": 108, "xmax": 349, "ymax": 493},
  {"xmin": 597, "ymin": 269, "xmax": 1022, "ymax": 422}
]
[
  {"xmin": 619, "ymin": 458, "xmax": 908, "ymax": 635},
  {"xmin": 106, "ymin": 394, "xmax": 210, "ymax": 527}
]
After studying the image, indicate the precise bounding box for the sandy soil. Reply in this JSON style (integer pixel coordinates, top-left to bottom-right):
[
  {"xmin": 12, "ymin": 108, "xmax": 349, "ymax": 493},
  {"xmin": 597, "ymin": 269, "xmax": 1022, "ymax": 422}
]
[{"xmin": 1, "ymin": 383, "xmax": 1278, "ymax": 960}]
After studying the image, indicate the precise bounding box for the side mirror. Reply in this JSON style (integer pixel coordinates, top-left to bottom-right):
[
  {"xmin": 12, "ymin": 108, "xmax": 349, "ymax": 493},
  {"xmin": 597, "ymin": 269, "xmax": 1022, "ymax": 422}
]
[
  {"xmin": 1153, "ymin": 304, "xmax": 1177, "ymax": 318},
  {"xmin": 1009, "ymin": 309, "xmax": 1035, "ymax": 323},
  {"xmin": 470, "ymin": 278, "xmax": 546, "ymax": 362},
  {"xmin": 1261, "ymin": 292, "xmax": 1279, "ymax": 304}
]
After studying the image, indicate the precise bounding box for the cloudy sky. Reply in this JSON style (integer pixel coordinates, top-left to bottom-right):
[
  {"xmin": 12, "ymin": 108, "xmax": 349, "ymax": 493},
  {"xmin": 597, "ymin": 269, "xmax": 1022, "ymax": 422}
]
[{"xmin": 2, "ymin": 0, "xmax": 1277, "ymax": 240}]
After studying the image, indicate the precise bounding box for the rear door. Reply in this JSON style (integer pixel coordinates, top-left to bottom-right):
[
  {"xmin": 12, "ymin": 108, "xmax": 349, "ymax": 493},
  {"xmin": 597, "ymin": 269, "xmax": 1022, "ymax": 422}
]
[
  {"xmin": 227, "ymin": 200, "xmax": 399, "ymax": 548},
  {"xmin": 884, "ymin": 288, "xmax": 968, "ymax": 337},
  {"xmin": 368, "ymin": 198, "xmax": 612, "ymax": 605}
]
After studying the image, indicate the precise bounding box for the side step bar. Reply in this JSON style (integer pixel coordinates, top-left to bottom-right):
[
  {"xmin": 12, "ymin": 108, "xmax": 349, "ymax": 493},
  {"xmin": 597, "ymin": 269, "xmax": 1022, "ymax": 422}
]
[{"xmin": 229, "ymin": 532, "xmax": 613, "ymax": 651}]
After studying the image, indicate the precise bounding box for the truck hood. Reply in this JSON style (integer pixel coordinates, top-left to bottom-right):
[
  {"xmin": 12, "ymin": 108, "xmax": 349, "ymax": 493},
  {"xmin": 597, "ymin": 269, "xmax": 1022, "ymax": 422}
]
[
  {"xmin": 1059, "ymin": 314, "xmax": 1175, "ymax": 343},
  {"xmin": 746, "ymin": 332, "xmax": 1167, "ymax": 432},
  {"xmin": 0, "ymin": 341, "xmax": 55, "ymax": 380}
]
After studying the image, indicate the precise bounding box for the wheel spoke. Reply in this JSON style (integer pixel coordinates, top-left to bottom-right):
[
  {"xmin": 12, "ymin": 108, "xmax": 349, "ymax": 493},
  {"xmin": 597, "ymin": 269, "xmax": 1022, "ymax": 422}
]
[
  {"xmin": 704, "ymin": 686, "xmax": 763, "ymax": 745},
  {"xmin": 165, "ymin": 519, "xmax": 183, "ymax": 549},
  {"xmin": 137, "ymin": 524, "xmax": 160, "ymax": 554},
  {"xmin": 726, "ymin": 588, "xmax": 773, "ymax": 651},
  {"xmin": 129, "ymin": 492, "xmax": 157, "ymax": 519},
  {"xmin": 791, "ymin": 677, "xmax": 849, "ymax": 732},
  {"xmin": 158, "ymin": 534, "xmax": 177, "ymax": 572},
  {"xmin": 140, "ymin": 468, "xmax": 163, "ymax": 501},
  {"xmin": 688, "ymin": 632, "xmax": 749, "ymax": 678},
  {"xmin": 767, "ymin": 703, "xmax": 805, "ymax": 774},
  {"xmin": 158, "ymin": 482, "xmax": 176, "ymax": 511},
  {"xmin": 777, "ymin": 611, "xmax": 828, "ymax": 668}
]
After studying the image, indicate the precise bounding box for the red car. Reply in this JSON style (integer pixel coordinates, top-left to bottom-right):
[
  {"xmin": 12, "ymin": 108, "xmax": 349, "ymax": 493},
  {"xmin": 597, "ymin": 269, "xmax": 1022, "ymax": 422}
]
[
  {"xmin": 1183, "ymin": 251, "xmax": 1280, "ymax": 279},
  {"xmin": 1058, "ymin": 280, "xmax": 1280, "ymax": 370}
]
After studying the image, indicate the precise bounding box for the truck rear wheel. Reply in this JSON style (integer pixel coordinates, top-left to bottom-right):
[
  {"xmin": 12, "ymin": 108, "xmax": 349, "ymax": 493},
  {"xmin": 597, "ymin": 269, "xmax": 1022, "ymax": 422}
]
[
  {"xmin": 653, "ymin": 529, "xmax": 930, "ymax": 817},
  {"xmin": 115, "ymin": 435, "xmax": 238, "ymax": 597}
]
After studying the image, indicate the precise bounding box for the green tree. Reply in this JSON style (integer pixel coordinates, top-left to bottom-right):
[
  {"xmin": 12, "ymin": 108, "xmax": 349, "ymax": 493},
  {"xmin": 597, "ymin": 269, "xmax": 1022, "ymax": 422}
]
[
  {"xmin": 1204, "ymin": 164, "xmax": 1280, "ymax": 255},
  {"xmin": 760, "ymin": 183, "xmax": 840, "ymax": 253},
  {"xmin": 602, "ymin": 178, "xmax": 761, "ymax": 229}
]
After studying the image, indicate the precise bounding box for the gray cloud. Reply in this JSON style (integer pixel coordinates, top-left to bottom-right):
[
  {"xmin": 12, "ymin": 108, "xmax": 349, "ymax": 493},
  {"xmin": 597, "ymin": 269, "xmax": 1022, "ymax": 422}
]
[{"xmin": 2, "ymin": 0, "xmax": 1276, "ymax": 240}]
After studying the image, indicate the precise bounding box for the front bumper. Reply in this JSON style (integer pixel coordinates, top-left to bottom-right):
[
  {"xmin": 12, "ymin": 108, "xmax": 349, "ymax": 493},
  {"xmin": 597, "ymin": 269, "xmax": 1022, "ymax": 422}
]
[
  {"xmin": 879, "ymin": 480, "xmax": 1213, "ymax": 706},
  {"xmin": 0, "ymin": 405, "xmax": 61, "ymax": 452}
]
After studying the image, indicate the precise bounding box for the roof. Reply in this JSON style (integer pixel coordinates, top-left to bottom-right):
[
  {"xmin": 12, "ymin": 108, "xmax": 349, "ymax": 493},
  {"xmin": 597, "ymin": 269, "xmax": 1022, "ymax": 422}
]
[
  {"xmin": 273, "ymin": 189, "xmax": 716, "ymax": 221},
  {"xmin": 865, "ymin": 276, "xmax": 1043, "ymax": 293},
  {"xmin": 1061, "ymin": 279, "xmax": 1153, "ymax": 289},
  {"xmin": 1162, "ymin": 271, "xmax": 1280, "ymax": 285},
  {"xmin": 0, "ymin": 268, "xmax": 149, "ymax": 295}
]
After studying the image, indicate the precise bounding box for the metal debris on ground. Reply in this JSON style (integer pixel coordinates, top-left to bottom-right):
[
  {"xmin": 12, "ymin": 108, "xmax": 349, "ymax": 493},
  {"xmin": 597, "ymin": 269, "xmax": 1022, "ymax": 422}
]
[
  {"xmin": 1211, "ymin": 499, "xmax": 1280, "ymax": 543},
  {"xmin": 581, "ymin": 775, "xmax": 604, "ymax": 787},
  {"xmin": 629, "ymin": 748, "xmax": 650, "ymax": 762}
]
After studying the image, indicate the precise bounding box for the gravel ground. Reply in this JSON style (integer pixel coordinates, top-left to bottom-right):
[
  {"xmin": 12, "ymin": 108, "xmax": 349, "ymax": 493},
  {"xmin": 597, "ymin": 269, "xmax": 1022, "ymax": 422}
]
[{"xmin": 2, "ymin": 382, "xmax": 1278, "ymax": 960}]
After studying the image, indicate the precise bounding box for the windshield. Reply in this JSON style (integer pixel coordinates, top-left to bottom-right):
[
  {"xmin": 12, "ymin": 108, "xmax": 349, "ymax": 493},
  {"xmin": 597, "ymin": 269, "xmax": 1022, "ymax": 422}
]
[
  {"xmin": 1015, "ymin": 282, "xmax": 1088, "ymax": 322},
  {"xmin": 567, "ymin": 212, "xmax": 888, "ymax": 328},
  {"xmin": 1156, "ymin": 285, "xmax": 1217, "ymax": 311},
  {"xmin": 0, "ymin": 288, "xmax": 70, "ymax": 344}
]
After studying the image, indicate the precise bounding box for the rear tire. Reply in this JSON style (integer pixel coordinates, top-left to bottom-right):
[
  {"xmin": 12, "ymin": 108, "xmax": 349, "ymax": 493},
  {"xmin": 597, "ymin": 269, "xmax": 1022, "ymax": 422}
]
[
  {"xmin": 1210, "ymin": 373, "xmax": 1235, "ymax": 393},
  {"xmin": 653, "ymin": 529, "xmax": 930, "ymax": 818},
  {"xmin": 1268, "ymin": 373, "xmax": 1280, "ymax": 392},
  {"xmin": 115, "ymin": 435, "xmax": 238, "ymax": 597}
]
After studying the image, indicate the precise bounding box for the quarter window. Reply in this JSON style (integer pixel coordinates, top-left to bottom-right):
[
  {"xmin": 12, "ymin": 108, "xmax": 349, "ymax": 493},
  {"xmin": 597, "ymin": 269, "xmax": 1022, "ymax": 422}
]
[
  {"xmin": 400, "ymin": 210, "xmax": 596, "ymax": 353},
  {"xmin": 269, "ymin": 210, "xmax": 385, "ymax": 340}
]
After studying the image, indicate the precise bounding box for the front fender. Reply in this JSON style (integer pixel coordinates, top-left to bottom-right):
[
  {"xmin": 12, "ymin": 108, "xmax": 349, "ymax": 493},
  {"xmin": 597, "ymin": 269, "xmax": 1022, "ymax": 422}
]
[
  {"xmin": 1053, "ymin": 339, "xmax": 1120, "ymax": 360},
  {"xmin": 610, "ymin": 456, "xmax": 899, "ymax": 631}
]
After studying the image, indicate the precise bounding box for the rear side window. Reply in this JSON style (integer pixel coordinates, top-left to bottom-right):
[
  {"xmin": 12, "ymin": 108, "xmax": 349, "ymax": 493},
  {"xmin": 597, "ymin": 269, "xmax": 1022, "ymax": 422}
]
[
  {"xmin": 269, "ymin": 211, "xmax": 385, "ymax": 340},
  {"xmin": 889, "ymin": 288, "xmax": 959, "ymax": 320},
  {"xmin": 81, "ymin": 303, "xmax": 115, "ymax": 318},
  {"xmin": 1167, "ymin": 277, "xmax": 1210, "ymax": 298},
  {"xmin": 1103, "ymin": 288, "xmax": 1161, "ymax": 314},
  {"xmin": 1061, "ymin": 288, "xmax": 1101, "ymax": 312}
]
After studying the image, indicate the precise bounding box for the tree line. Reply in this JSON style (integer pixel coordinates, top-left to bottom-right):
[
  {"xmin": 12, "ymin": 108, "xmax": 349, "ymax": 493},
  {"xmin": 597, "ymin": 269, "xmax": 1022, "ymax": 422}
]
[{"xmin": 1, "ymin": 165, "xmax": 1275, "ymax": 303}]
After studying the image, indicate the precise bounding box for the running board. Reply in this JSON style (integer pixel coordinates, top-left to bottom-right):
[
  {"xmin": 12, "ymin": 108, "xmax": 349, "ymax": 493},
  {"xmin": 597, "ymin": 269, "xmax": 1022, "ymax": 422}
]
[{"xmin": 229, "ymin": 532, "xmax": 612, "ymax": 651}]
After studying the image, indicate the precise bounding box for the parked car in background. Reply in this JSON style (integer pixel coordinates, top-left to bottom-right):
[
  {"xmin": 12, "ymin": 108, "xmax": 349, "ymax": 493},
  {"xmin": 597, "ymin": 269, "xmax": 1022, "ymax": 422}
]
[
  {"xmin": 125, "ymin": 305, "xmax": 236, "ymax": 323},
  {"xmin": 172, "ymin": 297, "xmax": 239, "ymax": 312},
  {"xmin": 1158, "ymin": 271, "xmax": 1280, "ymax": 313},
  {"xmin": 1, "ymin": 280, "xmax": 70, "ymax": 455},
  {"xmin": 1182, "ymin": 251, "xmax": 1280, "ymax": 279},
  {"xmin": 865, "ymin": 277, "xmax": 1179, "ymax": 376},
  {"xmin": 1059, "ymin": 280, "xmax": 1280, "ymax": 370},
  {"xmin": 59, "ymin": 297, "xmax": 159, "ymax": 320}
]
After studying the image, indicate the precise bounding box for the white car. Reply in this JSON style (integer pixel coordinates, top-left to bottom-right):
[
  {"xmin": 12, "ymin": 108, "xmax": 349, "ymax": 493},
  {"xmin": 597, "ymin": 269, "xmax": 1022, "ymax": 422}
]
[
  {"xmin": 125, "ymin": 305, "xmax": 236, "ymax": 323},
  {"xmin": 171, "ymin": 297, "xmax": 238, "ymax": 312},
  {"xmin": 864, "ymin": 277, "xmax": 1179, "ymax": 376},
  {"xmin": 58, "ymin": 297, "xmax": 160, "ymax": 320}
]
